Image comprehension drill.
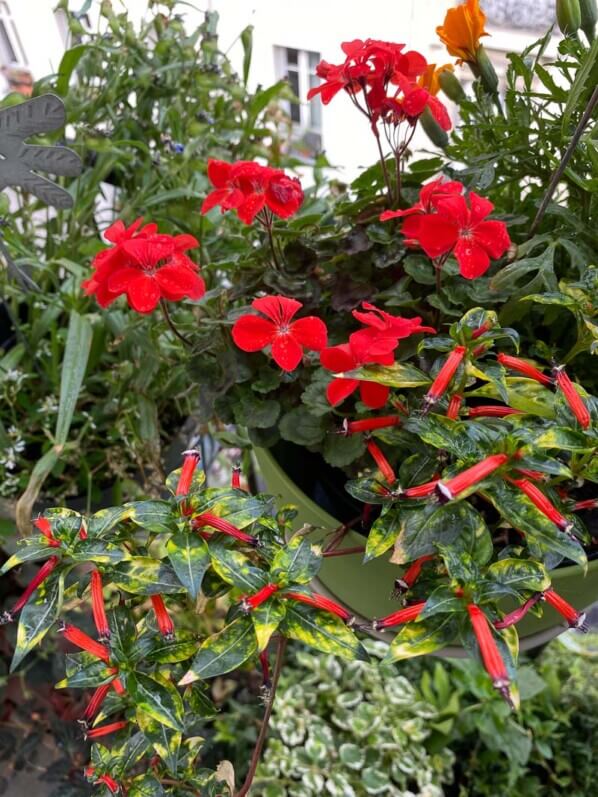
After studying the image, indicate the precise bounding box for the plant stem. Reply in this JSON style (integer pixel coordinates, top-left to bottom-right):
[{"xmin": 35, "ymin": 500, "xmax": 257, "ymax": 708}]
[
  {"xmin": 394, "ymin": 149, "xmax": 402, "ymax": 206},
  {"xmin": 323, "ymin": 546, "xmax": 365, "ymax": 558},
  {"xmin": 159, "ymin": 299, "xmax": 192, "ymax": 347},
  {"xmin": 265, "ymin": 216, "xmax": 281, "ymax": 270},
  {"xmin": 234, "ymin": 636, "xmax": 287, "ymax": 797},
  {"xmin": 529, "ymin": 84, "xmax": 598, "ymax": 237},
  {"xmin": 373, "ymin": 130, "xmax": 393, "ymax": 204}
]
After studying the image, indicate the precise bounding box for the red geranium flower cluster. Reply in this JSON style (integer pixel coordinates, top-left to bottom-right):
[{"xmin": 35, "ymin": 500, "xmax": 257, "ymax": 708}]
[
  {"xmin": 82, "ymin": 218, "xmax": 205, "ymax": 314},
  {"xmin": 307, "ymin": 39, "xmax": 451, "ymax": 132},
  {"xmin": 321, "ymin": 303, "xmax": 432, "ymax": 408},
  {"xmin": 232, "ymin": 295, "xmax": 327, "ymax": 371},
  {"xmin": 201, "ymin": 159, "xmax": 304, "ymax": 224},
  {"xmin": 382, "ymin": 178, "xmax": 511, "ymax": 278}
]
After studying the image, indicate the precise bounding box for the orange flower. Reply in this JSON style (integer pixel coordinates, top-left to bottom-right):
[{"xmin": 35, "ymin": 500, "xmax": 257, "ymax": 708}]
[
  {"xmin": 436, "ymin": 0, "xmax": 489, "ymax": 64},
  {"xmin": 418, "ymin": 63, "xmax": 454, "ymax": 96}
]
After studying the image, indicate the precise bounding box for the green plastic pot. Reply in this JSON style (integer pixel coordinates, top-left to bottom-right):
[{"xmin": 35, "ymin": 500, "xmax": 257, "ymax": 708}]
[{"xmin": 255, "ymin": 447, "xmax": 598, "ymax": 654}]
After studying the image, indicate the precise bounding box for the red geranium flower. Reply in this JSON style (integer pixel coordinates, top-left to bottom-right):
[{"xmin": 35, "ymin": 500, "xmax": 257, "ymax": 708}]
[
  {"xmin": 408, "ymin": 192, "xmax": 511, "ymax": 278},
  {"xmin": 380, "ymin": 177, "xmax": 463, "ymax": 226},
  {"xmin": 83, "ymin": 219, "xmax": 204, "ymax": 314},
  {"xmin": 320, "ymin": 339, "xmax": 393, "ymax": 408},
  {"xmin": 232, "ymin": 295, "xmax": 327, "ymax": 371},
  {"xmin": 350, "ymin": 302, "xmax": 434, "ymax": 357},
  {"xmin": 371, "ymin": 74, "xmax": 452, "ymax": 131},
  {"xmin": 201, "ymin": 159, "xmax": 303, "ymax": 224}
]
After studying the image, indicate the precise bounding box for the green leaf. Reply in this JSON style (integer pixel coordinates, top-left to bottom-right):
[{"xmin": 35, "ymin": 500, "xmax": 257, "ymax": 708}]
[
  {"xmin": 166, "ymin": 532, "xmax": 210, "ymax": 600},
  {"xmin": 126, "ymin": 500, "xmax": 176, "ymax": 534},
  {"xmin": 240, "ymin": 25, "xmax": 253, "ymax": 85},
  {"xmin": 279, "ymin": 407, "xmax": 325, "ymax": 446},
  {"xmin": 365, "ymin": 506, "xmax": 401, "ymax": 562},
  {"xmin": 562, "ymin": 36, "xmax": 598, "ymax": 135},
  {"xmin": 111, "ymin": 732, "xmax": 149, "ymax": 778},
  {"xmin": 199, "ymin": 489, "xmax": 274, "ymax": 529},
  {"xmin": 128, "ymin": 774, "xmax": 166, "ymax": 797},
  {"xmin": 345, "ymin": 477, "xmax": 396, "ymax": 505},
  {"xmin": 209, "ymin": 541, "xmax": 268, "ymax": 592},
  {"xmin": 180, "ymin": 616, "xmax": 258, "ymax": 684},
  {"xmin": 383, "ymin": 614, "xmax": 458, "ymax": 663},
  {"xmin": 339, "ymin": 362, "xmax": 430, "ymax": 388},
  {"xmin": 532, "ymin": 427, "xmax": 593, "ymax": 451},
  {"xmin": 482, "ymin": 558, "xmax": 550, "ymax": 599},
  {"xmin": 251, "ymin": 599, "xmax": 286, "ymax": 650},
  {"xmin": 131, "ymin": 673, "xmax": 184, "ymax": 732},
  {"xmin": 404, "ymin": 414, "xmax": 498, "ymax": 458},
  {"xmin": 56, "ymin": 44, "xmax": 89, "ymax": 95},
  {"xmin": 70, "ymin": 541, "xmax": 128, "ymax": 565},
  {"xmin": 11, "ymin": 576, "xmax": 63, "ymax": 671},
  {"xmin": 137, "ymin": 709, "xmax": 181, "ymax": 774},
  {"xmin": 391, "ymin": 501, "xmax": 488, "ymax": 565},
  {"xmin": 145, "ymin": 635, "xmax": 198, "ymax": 664},
  {"xmin": 323, "ymin": 432, "xmax": 366, "ymax": 467},
  {"xmin": 270, "ymin": 536, "xmax": 322, "ymax": 585},
  {"xmin": 87, "ymin": 506, "xmax": 132, "ymax": 536},
  {"xmin": 56, "ymin": 653, "xmax": 117, "ymax": 689},
  {"xmin": 0, "ymin": 541, "xmax": 57, "ymax": 575},
  {"xmin": 280, "ymin": 602, "xmax": 367, "ymax": 662},
  {"xmin": 55, "ymin": 311, "xmax": 92, "ymax": 446},
  {"xmin": 467, "ymin": 377, "xmax": 555, "ymax": 417},
  {"xmin": 112, "ymin": 558, "xmax": 185, "ymax": 595},
  {"xmin": 420, "ymin": 585, "xmax": 464, "ymax": 618}
]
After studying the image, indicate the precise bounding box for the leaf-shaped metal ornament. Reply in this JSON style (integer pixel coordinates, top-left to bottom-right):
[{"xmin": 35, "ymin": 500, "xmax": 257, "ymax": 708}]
[{"xmin": 0, "ymin": 93, "xmax": 82, "ymax": 209}]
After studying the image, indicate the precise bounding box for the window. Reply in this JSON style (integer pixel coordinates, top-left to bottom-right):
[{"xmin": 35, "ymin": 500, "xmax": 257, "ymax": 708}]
[
  {"xmin": 274, "ymin": 46, "xmax": 322, "ymax": 159},
  {"xmin": 0, "ymin": 2, "xmax": 27, "ymax": 66},
  {"xmin": 483, "ymin": 0, "xmax": 555, "ymax": 32}
]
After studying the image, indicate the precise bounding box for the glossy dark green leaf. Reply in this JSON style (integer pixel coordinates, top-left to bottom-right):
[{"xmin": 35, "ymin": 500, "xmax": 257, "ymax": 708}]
[
  {"xmin": 125, "ymin": 500, "xmax": 176, "ymax": 534},
  {"xmin": 345, "ymin": 477, "xmax": 396, "ymax": 505},
  {"xmin": 383, "ymin": 614, "xmax": 459, "ymax": 663},
  {"xmin": 146, "ymin": 634, "xmax": 198, "ymax": 664},
  {"xmin": 70, "ymin": 541, "xmax": 128, "ymax": 565},
  {"xmin": 128, "ymin": 773, "xmax": 166, "ymax": 797},
  {"xmin": 481, "ymin": 558, "xmax": 550, "ymax": 600},
  {"xmin": 532, "ymin": 427, "xmax": 593, "ymax": 451},
  {"xmin": 166, "ymin": 531, "xmax": 210, "ymax": 600},
  {"xmin": 365, "ymin": 506, "xmax": 401, "ymax": 562},
  {"xmin": 136, "ymin": 710, "xmax": 181, "ymax": 775},
  {"xmin": 112, "ymin": 558, "xmax": 185, "ymax": 595},
  {"xmin": 56, "ymin": 653, "xmax": 117, "ymax": 689},
  {"xmin": 11, "ymin": 575, "xmax": 63, "ymax": 671},
  {"xmin": 87, "ymin": 506, "xmax": 132, "ymax": 536},
  {"xmin": 209, "ymin": 541, "xmax": 268, "ymax": 592},
  {"xmin": 131, "ymin": 673, "xmax": 184, "ymax": 732},
  {"xmin": 271, "ymin": 536, "xmax": 322, "ymax": 585},
  {"xmin": 251, "ymin": 599, "xmax": 286, "ymax": 650},
  {"xmin": 420, "ymin": 585, "xmax": 464, "ymax": 618},
  {"xmin": 0, "ymin": 541, "xmax": 57, "ymax": 574},
  {"xmin": 404, "ymin": 414, "xmax": 498, "ymax": 459},
  {"xmin": 180, "ymin": 616, "xmax": 258, "ymax": 684},
  {"xmin": 467, "ymin": 377, "xmax": 555, "ymax": 417},
  {"xmin": 339, "ymin": 362, "xmax": 430, "ymax": 388},
  {"xmin": 280, "ymin": 602, "xmax": 368, "ymax": 662}
]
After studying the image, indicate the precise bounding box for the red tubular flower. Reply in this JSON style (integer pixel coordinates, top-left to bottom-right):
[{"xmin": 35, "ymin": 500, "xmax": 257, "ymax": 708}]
[
  {"xmin": 471, "ymin": 320, "xmax": 493, "ymax": 339},
  {"xmin": 553, "ymin": 366, "xmax": 591, "ymax": 429},
  {"xmin": 34, "ymin": 517, "xmax": 60, "ymax": 548},
  {"xmin": 544, "ymin": 588, "xmax": 587, "ymax": 630},
  {"xmin": 438, "ymin": 453, "xmax": 509, "ymax": 500},
  {"xmin": 321, "ymin": 340, "xmax": 393, "ymax": 409},
  {"xmin": 242, "ymin": 583, "xmax": 280, "ymax": 611},
  {"xmin": 467, "ymin": 405, "xmax": 523, "ymax": 418},
  {"xmin": 85, "ymin": 720, "xmax": 128, "ymax": 740},
  {"xmin": 176, "ymin": 449, "xmax": 201, "ymax": 497},
  {"xmin": 343, "ymin": 415, "xmax": 402, "ymax": 434},
  {"xmin": 467, "ymin": 604, "xmax": 512, "ymax": 704},
  {"xmin": 232, "ymin": 295, "xmax": 327, "ymax": 372},
  {"xmin": 366, "ymin": 439, "xmax": 396, "ymax": 485},
  {"xmin": 446, "ymin": 394, "xmax": 463, "ymax": 420},
  {"xmin": 90, "ymin": 570, "xmax": 110, "ymax": 641},
  {"xmin": 9, "ymin": 556, "xmax": 60, "ymax": 617},
  {"xmin": 508, "ymin": 478, "xmax": 572, "ymax": 532},
  {"xmin": 83, "ymin": 218, "xmax": 204, "ymax": 314},
  {"xmin": 573, "ymin": 498, "xmax": 598, "ymax": 511},
  {"xmin": 201, "ymin": 159, "xmax": 304, "ymax": 223},
  {"xmin": 350, "ymin": 302, "xmax": 434, "ymax": 358},
  {"xmin": 403, "ymin": 479, "xmax": 439, "ymax": 499},
  {"xmin": 231, "ymin": 465, "xmax": 242, "ymax": 489},
  {"xmin": 425, "ymin": 346, "xmax": 466, "ymax": 405},
  {"xmin": 283, "ymin": 591, "xmax": 352, "ymax": 621},
  {"xmin": 192, "ymin": 512, "xmax": 257, "ymax": 545},
  {"xmin": 496, "ymin": 353, "xmax": 552, "ymax": 386},
  {"xmin": 515, "ymin": 468, "xmax": 546, "ymax": 482},
  {"xmin": 111, "ymin": 677, "xmax": 125, "ymax": 696},
  {"xmin": 59, "ymin": 624, "xmax": 111, "ymax": 663},
  {"xmin": 85, "ymin": 769, "xmax": 120, "ymax": 795},
  {"xmin": 151, "ymin": 594, "xmax": 175, "ymax": 640},
  {"xmin": 83, "ymin": 683, "xmax": 112, "ymax": 722},
  {"xmin": 393, "ymin": 556, "xmax": 434, "ymax": 594},
  {"xmin": 79, "ymin": 520, "xmax": 88, "ymax": 541},
  {"xmin": 373, "ymin": 601, "xmax": 425, "ymax": 630},
  {"xmin": 494, "ymin": 592, "xmax": 544, "ymax": 629},
  {"xmin": 407, "ymin": 192, "xmax": 511, "ymax": 279}
]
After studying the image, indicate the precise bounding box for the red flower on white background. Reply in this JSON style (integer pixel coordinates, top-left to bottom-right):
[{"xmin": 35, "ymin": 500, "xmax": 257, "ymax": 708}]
[
  {"xmin": 201, "ymin": 159, "xmax": 303, "ymax": 224},
  {"xmin": 232, "ymin": 295, "xmax": 327, "ymax": 371},
  {"xmin": 82, "ymin": 218, "xmax": 205, "ymax": 313}
]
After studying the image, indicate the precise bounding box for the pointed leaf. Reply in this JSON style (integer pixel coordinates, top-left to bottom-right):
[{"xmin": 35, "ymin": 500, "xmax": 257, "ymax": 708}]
[
  {"xmin": 131, "ymin": 673, "xmax": 184, "ymax": 732},
  {"xmin": 181, "ymin": 616, "xmax": 258, "ymax": 684},
  {"xmin": 11, "ymin": 575, "xmax": 63, "ymax": 671},
  {"xmin": 137, "ymin": 709, "xmax": 181, "ymax": 775},
  {"xmin": 383, "ymin": 614, "xmax": 458, "ymax": 663},
  {"xmin": 166, "ymin": 532, "xmax": 210, "ymax": 600},
  {"xmin": 270, "ymin": 536, "xmax": 322, "ymax": 585},
  {"xmin": 251, "ymin": 600, "xmax": 286, "ymax": 650},
  {"xmin": 209, "ymin": 541, "xmax": 268, "ymax": 592},
  {"xmin": 280, "ymin": 603, "xmax": 367, "ymax": 662},
  {"xmin": 112, "ymin": 558, "xmax": 185, "ymax": 595}
]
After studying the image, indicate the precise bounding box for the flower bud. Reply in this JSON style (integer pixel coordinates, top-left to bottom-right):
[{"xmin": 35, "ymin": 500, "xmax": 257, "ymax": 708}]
[
  {"xmin": 419, "ymin": 106, "xmax": 449, "ymax": 149},
  {"xmin": 557, "ymin": 0, "xmax": 582, "ymax": 36},
  {"xmin": 580, "ymin": 0, "xmax": 597, "ymax": 40},
  {"xmin": 473, "ymin": 44, "xmax": 499, "ymax": 94},
  {"xmin": 439, "ymin": 69, "xmax": 467, "ymax": 103}
]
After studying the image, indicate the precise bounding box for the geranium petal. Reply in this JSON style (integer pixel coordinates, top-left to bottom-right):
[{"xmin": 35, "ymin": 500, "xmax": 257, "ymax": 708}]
[
  {"xmin": 252, "ymin": 295, "xmax": 302, "ymax": 324},
  {"xmin": 207, "ymin": 159, "xmax": 232, "ymax": 188},
  {"xmin": 107, "ymin": 267, "xmax": 141, "ymax": 293},
  {"xmin": 320, "ymin": 344, "xmax": 356, "ymax": 373},
  {"xmin": 427, "ymin": 95, "xmax": 452, "ymax": 131},
  {"xmin": 155, "ymin": 264, "xmax": 205, "ymax": 301},
  {"xmin": 271, "ymin": 333, "xmax": 304, "ymax": 371},
  {"xmin": 469, "ymin": 191, "xmax": 494, "ymax": 224},
  {"xmin": 359, "ymin": 381, "xmax": 390, "ymax": 409},
  {"xmin": 414, "ymin": 215, "xmax": 459, "ymax": 258},
  {"xmin": 474, "ymin": 220, "xmax": 510, "ymax": 259},
  {"xmin": 434, "ymin": 194, "xmax": 470, "ymax": 226},
  {"xmin": 232, "ymin": 315, "xmax": 276, "ymax": 352},
  {"xmin": 126, "ymin": 273, "xmax": 161, "ymax": 314},
  {"xmin": 290, "ymin": 317, "xmax": 328, "ymax": 351},
  {"xmin": 237, "ymin": 193, "xmax": 266, "ymax": 224},
  {"xmin": 326, "ymin": 378, "xmax": 359, "ymax": 406},
  {"xmin": 454, "ymin": 237, "xmax": 491, "ymax": 279},
  {"xmin": 403, "ymin": 87, "xmax": 429, "ymax": 117}
]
